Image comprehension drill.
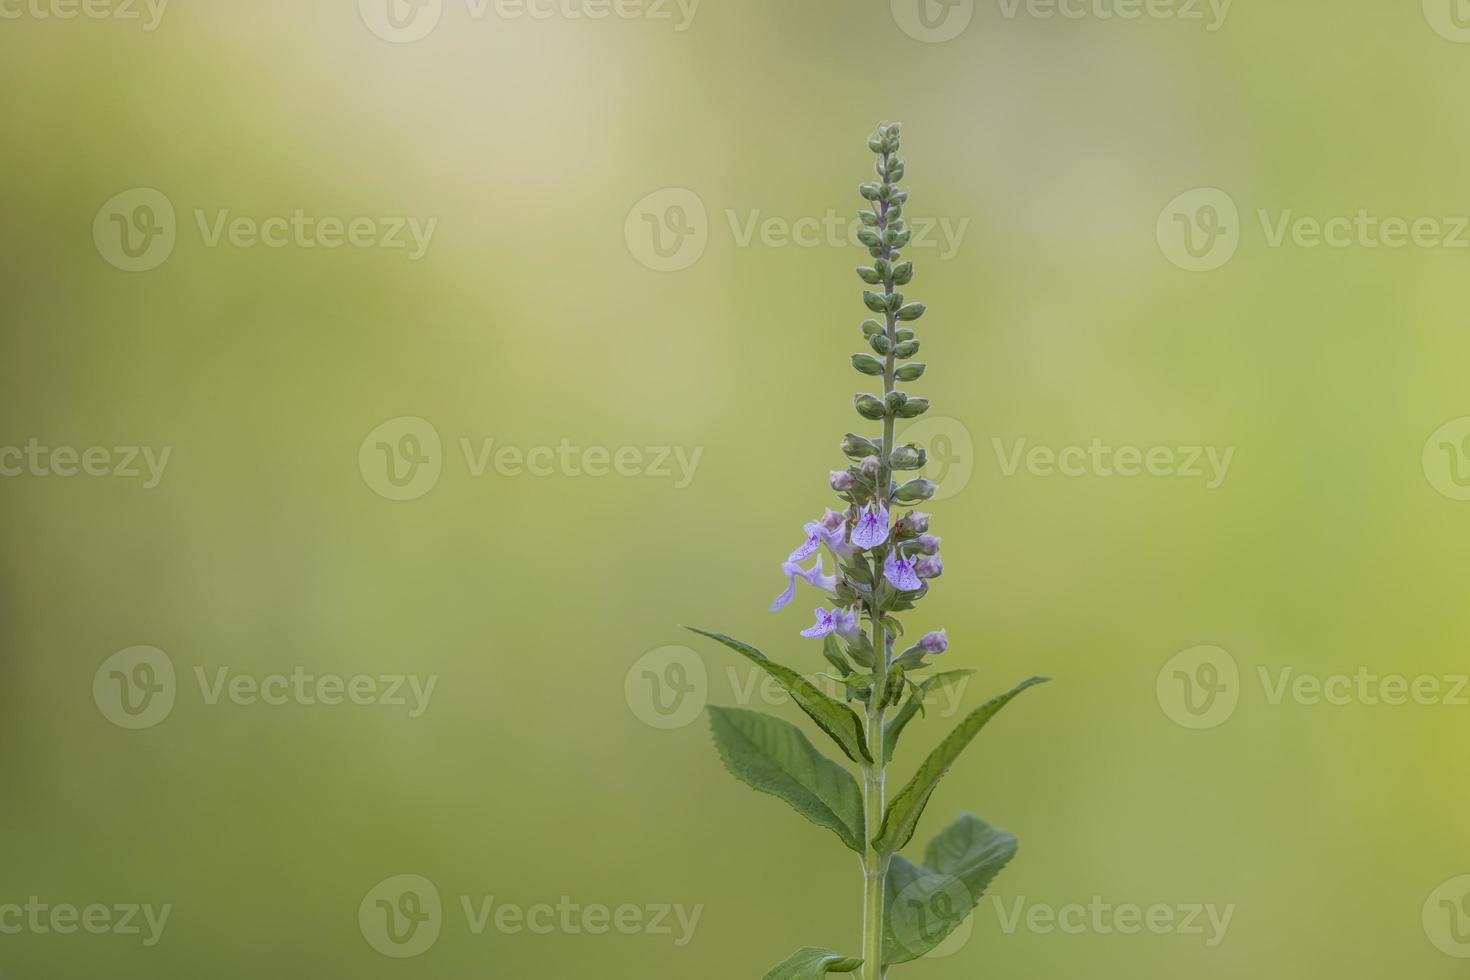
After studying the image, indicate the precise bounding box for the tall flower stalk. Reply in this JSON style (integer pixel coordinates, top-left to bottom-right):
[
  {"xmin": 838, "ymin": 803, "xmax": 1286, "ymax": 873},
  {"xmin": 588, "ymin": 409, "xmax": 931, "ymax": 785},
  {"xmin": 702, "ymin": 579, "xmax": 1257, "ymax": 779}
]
[{"xmin": 688, "ymin": 122, "xmax": 1048, "ymax": 980}]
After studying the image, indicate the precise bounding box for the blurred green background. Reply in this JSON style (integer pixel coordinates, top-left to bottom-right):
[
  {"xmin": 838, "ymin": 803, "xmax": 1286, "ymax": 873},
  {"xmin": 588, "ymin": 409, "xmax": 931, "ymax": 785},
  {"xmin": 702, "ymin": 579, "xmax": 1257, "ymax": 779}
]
[{"xmin": 3, "ymin": 0, "xmax": 1469, "ymax": 976}]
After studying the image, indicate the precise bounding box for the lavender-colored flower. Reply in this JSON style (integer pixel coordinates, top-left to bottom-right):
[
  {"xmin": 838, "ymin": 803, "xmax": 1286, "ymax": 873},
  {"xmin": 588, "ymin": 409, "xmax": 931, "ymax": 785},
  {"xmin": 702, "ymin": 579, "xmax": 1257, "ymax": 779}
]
[
  {"xmin": 800, "ymin": 606, "xmax": 859, "ymax": 640},
  {"xmin": 788, "ymin": 510, "xmax": 854, "ymax": 563},
  {"xmin": 917, "ymin": 629, "xmax": 948, "ymax": 654},
  {"xmin": 770, "ymin": 555, "xmax": 837, "ymax": 612},
  {"xmin": 830, "ymin": 470, "xmax": 854, "ymax": 491},
  {"xmin": 883, "ymin": 550, "xmax": 921, "ymax": 591},
  {"xmin": 915, "ymin": 555, "xmax": 944, "ymax": 580},
  {"xmin": 851, "ymin": 501, "xmax": 890, "ymax": 549},
  {"xmin": 916, "ymin": 534, "xmax": 941, "ymax": 555}
]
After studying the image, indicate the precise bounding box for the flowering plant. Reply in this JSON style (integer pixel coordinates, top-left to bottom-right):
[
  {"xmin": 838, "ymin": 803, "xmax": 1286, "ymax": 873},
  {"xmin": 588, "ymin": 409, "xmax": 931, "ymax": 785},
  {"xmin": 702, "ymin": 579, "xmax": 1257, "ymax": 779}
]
[{"xmin": 687, "ymin": 123, "xmax": 1049, "ymax": 980}]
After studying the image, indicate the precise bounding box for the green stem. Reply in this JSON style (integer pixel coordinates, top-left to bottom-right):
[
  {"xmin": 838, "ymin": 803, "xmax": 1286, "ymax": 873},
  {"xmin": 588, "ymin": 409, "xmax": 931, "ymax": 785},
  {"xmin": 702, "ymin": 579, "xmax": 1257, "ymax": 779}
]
[{"xmin": 860, "ymin": 152, "xmax": 900, "ymax": 980}]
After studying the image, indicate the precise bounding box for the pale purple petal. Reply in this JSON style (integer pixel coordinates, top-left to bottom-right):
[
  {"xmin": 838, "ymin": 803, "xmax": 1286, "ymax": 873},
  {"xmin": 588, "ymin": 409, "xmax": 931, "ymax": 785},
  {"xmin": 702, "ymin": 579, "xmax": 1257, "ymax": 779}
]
[
  {"xmin": 788, "ymin": 523, "xmax": 822, "ymax": 562},
  {"xmin": 800, "ymin": 608, "xmax": 838, "ymax": 639},
  {"xmin": 883, "ymin": 551, "xmax": 922, "ymax": 591},
  {"xmin": 851, "ymin": 502, "xmax": 890, "ymax": 549},
  {"xmin": 770, "ymin": 556, "xmax": 833, "ymax": 612}
]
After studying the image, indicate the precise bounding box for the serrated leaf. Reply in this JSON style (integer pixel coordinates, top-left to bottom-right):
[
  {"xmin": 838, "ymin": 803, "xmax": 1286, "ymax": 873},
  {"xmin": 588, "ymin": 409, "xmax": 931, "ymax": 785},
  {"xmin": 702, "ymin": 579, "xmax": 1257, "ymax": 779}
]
[
  {"xmin": 873, "ymin": 677, "xmax": 1049, "ymax": 854},
  {"xmin": 763, "ymin": 947, "xmax": 863, "ymax": 979},
  {"xmin": 882, "ymin": 814, "xmax": 1018, "ymax": 965},
  {"xmin": 686, "ymin": 628, "xmax": 872, "ymax": 765},
  {"xmin": 882, "ymin": 669, "xmax": 975, "ymax": 764},
  {"xmin": 707, "ymin": 706, "xmax": 864, "ymax": 854}
]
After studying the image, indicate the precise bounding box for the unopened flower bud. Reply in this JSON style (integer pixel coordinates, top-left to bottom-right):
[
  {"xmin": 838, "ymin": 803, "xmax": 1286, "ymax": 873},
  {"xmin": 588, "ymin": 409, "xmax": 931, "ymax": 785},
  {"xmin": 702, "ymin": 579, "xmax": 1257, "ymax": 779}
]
[
  {"xmin": 830, "ymin": 470, "xmax": 854, "ymax": 491},
  {"xmin": 819, "ymin": 508, "xmax": 846, "ymax": 532},
  {"xmin": 841, "ymin": 433, "xmax": 881, "ymax": 460},
  {"xmin": 907, "ymin": 512, "xmax": 931, "ymax": 533},
  {"xmin": 918, "ymin": 629, "xmax": 948, "ymax": 654},
  {"xmin": 917, "ymin": 534, "xmax": 941, "ymax": 555},
  {"xmin": 895, "ymin": 478, "xmax": 936, "ymax": 503},
  {"xmin": 854, "ymin": 393, "xmax": 886, "ymax": 421},
  {"xmin": 915, "ymin": 555, "xmax": 943, "ymax": 580},
  {"xmin": 860, "ymin": 456, "xmax": 882, "ymax": 476},
  {"xmin": 889, "ymin": 444, "xmax": 925, "ymax": 470}
]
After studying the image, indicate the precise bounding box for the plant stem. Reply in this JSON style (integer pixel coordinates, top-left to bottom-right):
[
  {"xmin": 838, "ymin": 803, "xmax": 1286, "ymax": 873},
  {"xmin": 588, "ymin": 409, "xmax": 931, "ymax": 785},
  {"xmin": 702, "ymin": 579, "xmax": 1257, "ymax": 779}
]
[{"xmin": 859, "ymin": 154, "xmax": 901, "ymax": 980}]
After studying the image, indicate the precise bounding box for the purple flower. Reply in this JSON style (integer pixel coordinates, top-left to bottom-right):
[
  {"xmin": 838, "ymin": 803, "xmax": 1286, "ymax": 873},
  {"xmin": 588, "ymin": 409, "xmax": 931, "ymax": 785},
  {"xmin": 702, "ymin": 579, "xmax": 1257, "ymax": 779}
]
[
  {"xmin": 851, "ymin": 501, "xmax": 890, "ymax": 549},
  {"xmin": 788, "ymin": 510, "xmax": 854, "ymax": 563},
  {"xmin": 883, "ymin": 550, "xmax": 921, "ymax": 591},
  {"xmin": 830, "ymin": 470, "xmax": 854, "ymax": 491},
  {"xmin": 906, "ymin": 512, "xmax": 931, "ymax": 534},
  {"xmin": 770, "ymin": 555, "xmax": 837, "ymax": 612},
  {"xmin": 800, "ymin": 606, "xmax": 859, "ymax": 640},
  {"xmin": 918, "ymin": 629, "xmax": 948, "ymax": 654},
  {"xmin": 917, "ymin": 534, "xmax": 941, "ymax": 555},
  {"xmin": 915, "ymin": 555, "xmax": 944, "ymax": 580}
]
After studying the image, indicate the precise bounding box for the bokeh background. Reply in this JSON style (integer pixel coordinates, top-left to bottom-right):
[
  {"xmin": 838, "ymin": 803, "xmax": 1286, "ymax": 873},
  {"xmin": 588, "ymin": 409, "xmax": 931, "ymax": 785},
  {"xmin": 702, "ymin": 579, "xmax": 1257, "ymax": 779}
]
[{"xmin": 3, "ymin": 0, "xmax": 1469, "ymax": 977}]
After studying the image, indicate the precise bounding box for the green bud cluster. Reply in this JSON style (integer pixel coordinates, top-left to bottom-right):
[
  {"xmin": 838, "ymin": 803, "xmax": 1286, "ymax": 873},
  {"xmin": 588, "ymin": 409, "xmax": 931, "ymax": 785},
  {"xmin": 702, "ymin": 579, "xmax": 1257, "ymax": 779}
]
[{"xmin": 848, "ymin": 122, "xmax": 931, "ymax": 431}]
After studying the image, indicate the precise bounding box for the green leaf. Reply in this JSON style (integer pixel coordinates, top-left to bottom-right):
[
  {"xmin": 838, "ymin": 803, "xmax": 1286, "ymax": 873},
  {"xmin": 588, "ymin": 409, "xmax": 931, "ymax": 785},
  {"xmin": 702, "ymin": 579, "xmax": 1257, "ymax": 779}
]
[
  {"xmin": 882, "ymin": 814, "xmax": 1018, "ymax": 965},
  {"xmin": 707, "ymin": 706, "xmax": 865, "ymax": 854},
  {"xmin": 873, "ymin": 677, "xmax": 1049, "ymax": 854},
  {"xmin": 882, "ymin": 669, "xmax": 975, "ymax": 764},
  {"xmin": 686, "ymin": 628, "xmax": 872, "ymax": 765},
  {"xmin": 764, "ymin": 947, "xmax": 863, "ymax": 979}
]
